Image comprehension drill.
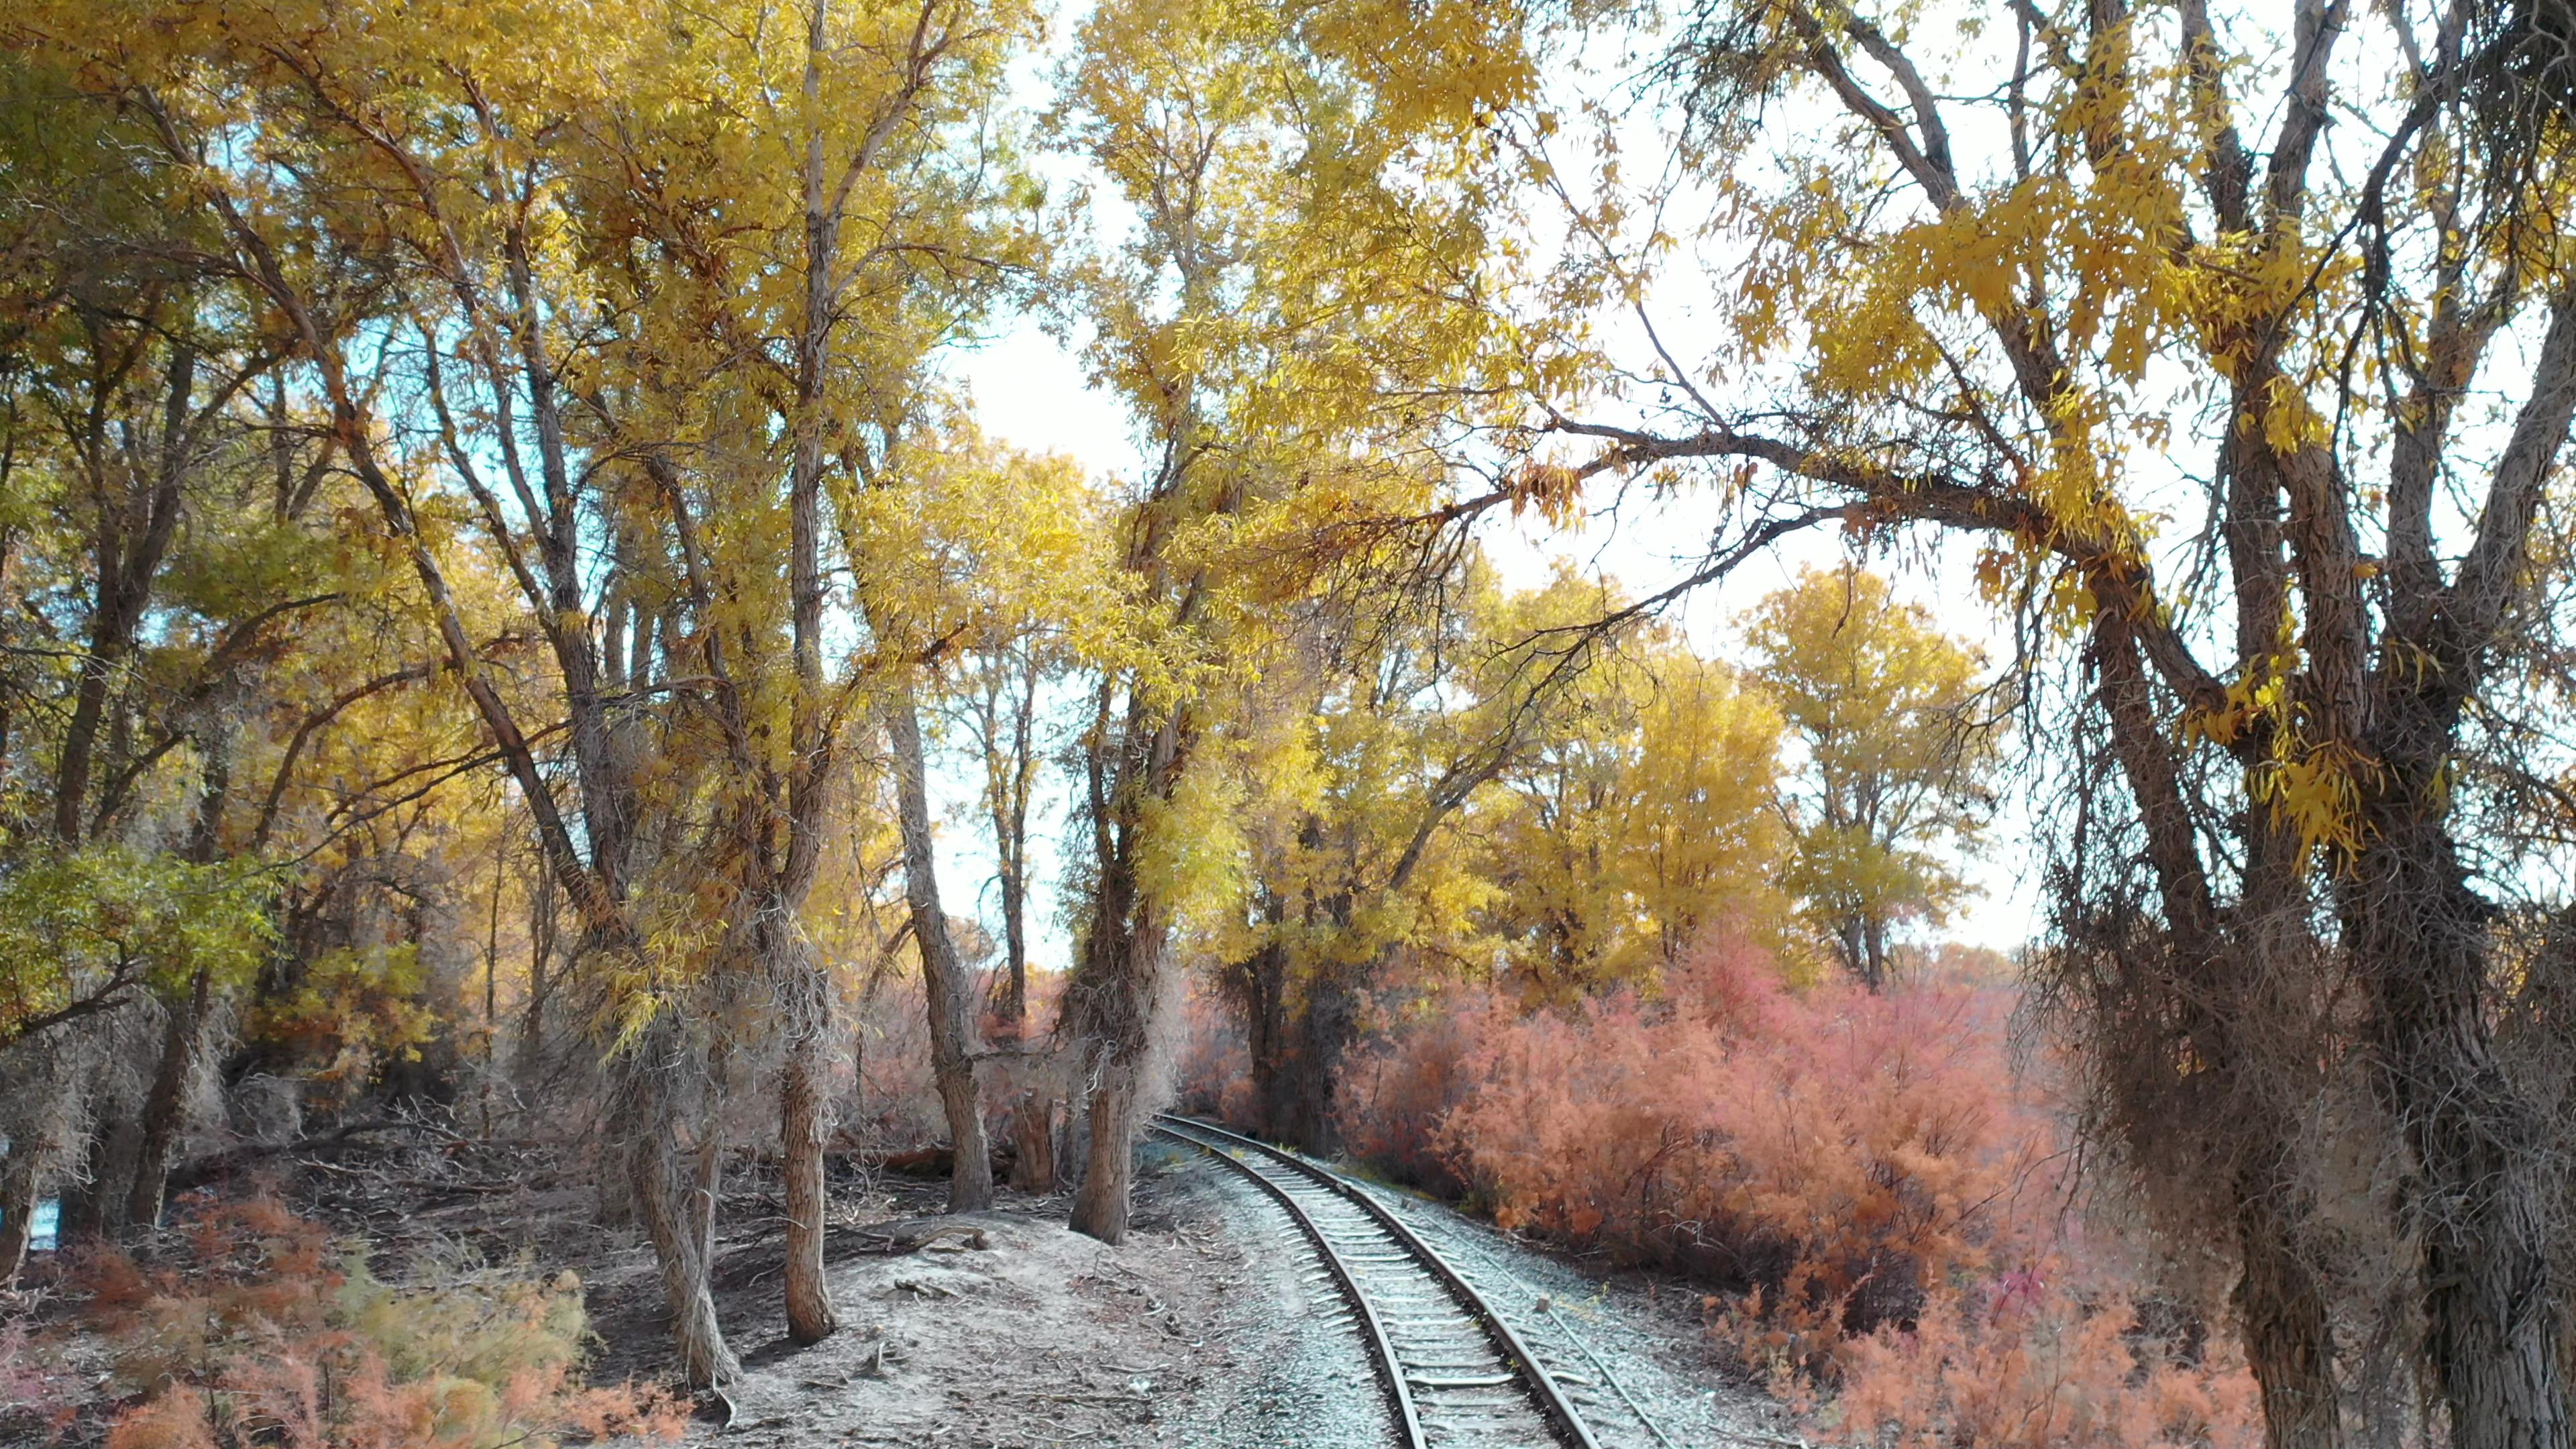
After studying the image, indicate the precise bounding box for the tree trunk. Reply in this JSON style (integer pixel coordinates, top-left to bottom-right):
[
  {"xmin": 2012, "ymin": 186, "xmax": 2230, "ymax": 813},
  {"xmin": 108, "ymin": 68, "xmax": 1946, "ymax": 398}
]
[
  {"xmin": 1838, "ymin": 914, "xmax": 1879, "ymax": 990},
  {"xmin": 634, "ymin": 1130, "xmax": 737, "ymax": 1389},
  {"xmin": 1009, "ymin": 1090, "xmax": 1057, "ymax": 1192},
  {"xmin": 778, "ymin": 952, "xmax": 839, "ymax": 1345},
  {"xmin": 1287, "ymin": 969, "xmax": 1358, "ymax": 1157},
  {"xmin": 887, "ymin": 692, "xmax": 992, "ymax": 1214},
  {"xmin": 2235, "ymin": 1181, "xmax": 2343, "ymax": 1449},
  {"xmin": 515, "ymin": 836, "xmax": 555, "ymax": 1081},
  {"xmin": 0, "ymin": 1148, "xmax": 42, "ymax": 1287},
  {"xmin": 1241, "ymin": 941, "xmax": 1292, "ymax": 1138},
  {"xmin": 125, "ymin": 964, "xmax": 211, "ymax": 1230},
  {"xmin": 0, "ymin": 1085, "xmax": 72, "ymax": 1285},
  {"xmin": 1067, "ymin": 876, "xmax": 1169, "ymax": 1243},
  {"xmin": 56, "ymin": 1126, "xmax": 117, "ymax": 1242},
  {"xmin": 2093, "ymin": 619, "xmax": 2352, "ymax": 1448},
  {"xmin": 2357, "ymin": 814, "xmax": 2567, "ymax": 1449},
  {"xmin": 1070, "ymin": 1077, "xmax": 1139, "ymax": 1243},
  {"xmin": 619, "ymin": 1026, "xmax": 737, "ymax": 1389},
  {"xmin": 53, "ymin": 641, "xmax": 121, "ymax": 844}
]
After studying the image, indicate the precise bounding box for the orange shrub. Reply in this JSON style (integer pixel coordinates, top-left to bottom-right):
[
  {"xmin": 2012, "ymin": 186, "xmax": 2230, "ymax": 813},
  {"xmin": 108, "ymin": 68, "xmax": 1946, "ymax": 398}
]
[
  {"xmin": 1355, "ymin": 951, "xmax": 2039, "ymax": 1336},
  {"xmin": 1835, "ymin": 1269, "xmax": 2261, "ymax": 1449},
  {"xmin": 1333, "ymin": 994, "xmax": 1491, "ymax": 1197},
  {"xmin": 97, "ymin": 1198, "xmax": 683, "ymax": 1449},
  {"xmin": 1334, "ymin": 930, "xmax": 2262, "ymax": 1448}
]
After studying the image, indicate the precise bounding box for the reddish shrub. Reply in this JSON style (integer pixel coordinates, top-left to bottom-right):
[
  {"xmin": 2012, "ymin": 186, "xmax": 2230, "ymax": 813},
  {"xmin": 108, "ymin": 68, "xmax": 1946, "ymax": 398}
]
[
  {"xmin": 96, "ymin": 1198, "xmax": 683, "ymax": 1449},
  {"xmin": 1334, "ymin": 928, "xmax": 2261, "ymax": 1448},
  {"xmin": 1376, "ymin": 967, "xmax": 2035, "ymax": 1336},
  {"xmin": 848, "ymin": 976, "xmax": 945, "ymax": 1146},
  {"xmin": 1334, "ymin": 995, "xmax": 1493, "ymax": 1197},
  {"xmin": 1835, "ymin": 1268, "xmax": 2261, "ymax": 1449}
]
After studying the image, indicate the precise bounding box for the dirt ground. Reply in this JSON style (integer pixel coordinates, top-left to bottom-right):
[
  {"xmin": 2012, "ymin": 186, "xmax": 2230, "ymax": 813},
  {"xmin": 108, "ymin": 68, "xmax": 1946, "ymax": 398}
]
[
  {"xmin": 3, "ymin": 1130, "xmax": 1768, "ymax": 1448},
  {"xmin": 639, "ymin": 1141, "xmax": 1384, "ymax": 1448}
]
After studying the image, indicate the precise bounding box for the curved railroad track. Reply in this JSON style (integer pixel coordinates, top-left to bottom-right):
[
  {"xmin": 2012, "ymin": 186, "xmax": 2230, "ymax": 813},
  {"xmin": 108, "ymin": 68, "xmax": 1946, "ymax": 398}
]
[{"xmin": 1151, "ymin": 1113, "xmax": 1607, "ymax": 1449}]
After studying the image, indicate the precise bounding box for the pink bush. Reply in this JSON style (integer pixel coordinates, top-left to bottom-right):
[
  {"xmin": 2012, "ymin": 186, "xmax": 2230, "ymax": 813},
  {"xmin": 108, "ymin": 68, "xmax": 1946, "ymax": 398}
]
[
  {"xmin": 1835, "ymin": 1270, "xmax": 2261, "ymax": 1449},
  {"xmin": 1333, "ymin": 930, "xmax": 2262, "ymax": 1447}
]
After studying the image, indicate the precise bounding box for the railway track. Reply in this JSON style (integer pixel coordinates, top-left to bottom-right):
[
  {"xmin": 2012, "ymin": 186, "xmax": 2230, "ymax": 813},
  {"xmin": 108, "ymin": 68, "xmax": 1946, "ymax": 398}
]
[{"xmin": 1151, "ymin": 1113, "xmax": 1608, "ymax": 1449}]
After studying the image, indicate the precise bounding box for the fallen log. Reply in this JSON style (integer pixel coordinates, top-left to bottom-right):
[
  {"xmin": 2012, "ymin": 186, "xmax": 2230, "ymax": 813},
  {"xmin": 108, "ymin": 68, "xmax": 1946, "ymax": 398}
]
[
  {"xmin": 166, "ymin": 1120, "xmax": 443, "ymax": 1195},
  {"xmin": 850, "ymin": 1217, "xmax": 992, "ymax": 1254},
  {"xmin": 828, "ymin": 1142, "xmax": 1014, "ymax": 1179}
]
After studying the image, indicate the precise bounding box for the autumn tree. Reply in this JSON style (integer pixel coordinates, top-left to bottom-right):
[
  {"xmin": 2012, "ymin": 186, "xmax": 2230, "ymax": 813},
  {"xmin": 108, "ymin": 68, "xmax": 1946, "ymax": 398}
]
[
  {"xmin": 1474, "ymin": 573, "xmax": 1787, "ymax": 998},
  {"xmin": 9, "ymin": 0, "xmax": 1045, "ymax": 1381},
  {"xmin": 0, "ymin": 49, "xmax": 445, "ymax": 1271},
  {"xmin": 1481, "ymin": 1, "xmax": 2576, "ymax": 1442},
  {"xmin": 1745, "ymin": 566, "xmax": 2000, "ymax": 989},
  {"xmin": 1215, "ymin": 553, "xmax": 1523, "ymax": 1152},
  {"xmin": 1053, "ymin": 0, "xmax": 1529, "ymax": 1237},
  {"xmin": 585, "ymin": 0, "xmax": 1042, "ymax": 1330},
  {"xmin": 849, "ymin": 425, "xmax": 1107, "ymax": 1212}
]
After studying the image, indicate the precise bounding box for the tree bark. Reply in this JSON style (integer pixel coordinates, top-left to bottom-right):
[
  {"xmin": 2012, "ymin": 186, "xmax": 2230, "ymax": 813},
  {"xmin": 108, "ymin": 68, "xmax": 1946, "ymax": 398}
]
[
  {"xmin": 1240, "ymin": 939, "xmax": 1292, "ymax": 1138},
  {"xmin": 2355, "ymin": 808, "xmax": 2567, "ymax": 1449},
  {"xmin": 887, "ymin": 692, "xmax": 993, "ymax": 1213},
  {"xmin": 622, "ymin": 1036, "xmax": 737, "ymax": 1389},
  {"xmin": 1071, "ymin": 1077, "xmax": 1139, "ymax": 1243},
  {"xmin": 129, "ymin": 729, "xmax": 229, "ymax": 1230},
  {"xmin": 780, "ymin": 1028, "xmax": 837, "ymax": 1343},
  {"xmin": 2094, "ymin": 619, "xmax": 2347, "ymax": 1448},
  {"xmin": 1067, "ymin": 860, "xmax": 1169, "ymax": 1243},
  {"xmin": 0, "ymin": 1083, "xmax": 72, "ymax": 1286},
  {"xmin": 515, "ymin": 837, "xmax": 555, "ymax": 1081},
  {"xmin": 777, "ymin": 939, "xmax": 839, "ymax": 1345},
  {"xmin": 125, "ymin": 964, "xmax": 211, "ymax": 1230},
  {"xmin": 0, "ymin": 1151, "xmax": 41, "ymax": 1287},
  {"xmin": 2235, "ymin": 1174, "xmax": 2343, "ymax": 1449},
  {"xmin": 1009, "ymin": 1089, "xmax": 1057, "ymax": 1192}
]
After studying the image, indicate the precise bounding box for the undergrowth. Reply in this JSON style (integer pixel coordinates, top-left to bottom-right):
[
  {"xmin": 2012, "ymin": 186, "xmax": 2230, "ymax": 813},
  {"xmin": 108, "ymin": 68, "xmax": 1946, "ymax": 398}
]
[
  {"xmin": 88, "ymin": 1197, "xmax": 684, "ymax": 1449},
  {"xmin": 1333, "ymin": 930, "xmax": 2262, "ymax": 1448}
]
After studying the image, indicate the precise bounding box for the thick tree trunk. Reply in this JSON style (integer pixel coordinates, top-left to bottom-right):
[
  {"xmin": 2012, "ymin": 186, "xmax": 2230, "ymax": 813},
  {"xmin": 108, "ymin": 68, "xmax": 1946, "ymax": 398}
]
[
  {"xmin": 53, "ymin": 643, "xmax": 121, "ymax": 843},
  {"xmin": 0, "ymin": 1084, "xmax": 72, "ymax": 1285},
  {"xmin": 2094, "ymin": 619, "xmax": 2352, "ymax": 1448},
  {"xmin": 780, "ymin": 1020, "xmax": 838, "ymax": 1344},
  {"xmin": 1067, "ymin": 666, "xmax": 1192, "ymax": 1243},
  {"xmin": 2235, "ymin": 1181, "xmax": 2343, "ymax": 1449},
  {"xmin": 0, "ymin": 1148, "xmax": 44, "ymax": 1287},
  {"xmin": 2357, "ymin": 816, "xmax": 2567, "ymax": 1449},
  {"xmin": 888, "ymin": 693, "xmax": 992, "ymax": 1213},
  {"xmin": 1070, "ymin": 1077, "xmax": 1139, "ymax": 1243},
  {"xmin": 773, "ymin": 924, "xmax": 838, "ymax": 1345},
  {"xmin": 633, "ymin": 1132, "xmax": 736, "ymax": 1389},
  {"xmin": 1240, "ymin": 941, "xmax": 1293, "ymax": 1138},
  {"xmin": 1287, "ymin": 971, "xmax": 1358, "ymax": 1157},
  {"xmin": 1067, "ymin": 881, "xmax": 1169, "ymax": 1243},
  {"xmin": 125, "ymin": 965, "xmax": 211, "ymax": 1230}
]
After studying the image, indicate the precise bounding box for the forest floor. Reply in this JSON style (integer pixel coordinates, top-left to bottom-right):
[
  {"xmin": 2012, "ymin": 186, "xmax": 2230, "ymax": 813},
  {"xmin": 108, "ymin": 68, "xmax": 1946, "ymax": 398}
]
[{"xmin": 3, "ymin": 1132, "xmax": 1784, "ymax": 1447}]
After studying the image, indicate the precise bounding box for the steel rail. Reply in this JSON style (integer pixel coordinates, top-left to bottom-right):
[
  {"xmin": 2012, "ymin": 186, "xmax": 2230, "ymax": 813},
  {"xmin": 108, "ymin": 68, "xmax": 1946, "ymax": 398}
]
[
  {"xmin": 1150, "ymin": 1118, "xmax": 1428, "ymax": 1449},
  {"xmin": 1156, "ymin": 1113, "xmax": 1605, "ymax": 1449}
]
